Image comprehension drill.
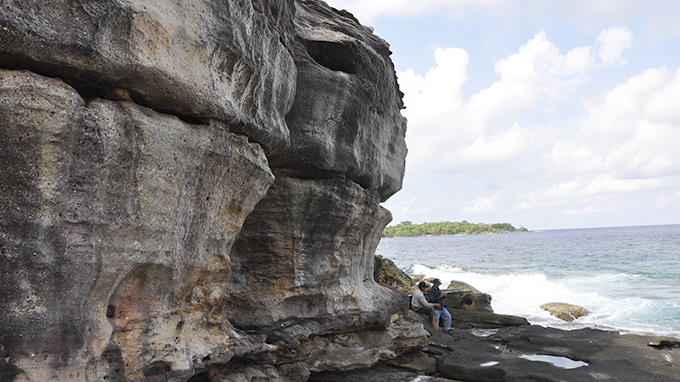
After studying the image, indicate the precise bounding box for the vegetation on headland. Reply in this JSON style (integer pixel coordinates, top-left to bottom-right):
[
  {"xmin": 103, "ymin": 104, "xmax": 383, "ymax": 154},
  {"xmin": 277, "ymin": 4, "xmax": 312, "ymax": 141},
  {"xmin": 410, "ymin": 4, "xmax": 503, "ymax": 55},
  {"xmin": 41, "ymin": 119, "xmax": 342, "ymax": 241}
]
[{"xmin": 382, "ymin": 220, "xmax": 528, "ymax": 238}]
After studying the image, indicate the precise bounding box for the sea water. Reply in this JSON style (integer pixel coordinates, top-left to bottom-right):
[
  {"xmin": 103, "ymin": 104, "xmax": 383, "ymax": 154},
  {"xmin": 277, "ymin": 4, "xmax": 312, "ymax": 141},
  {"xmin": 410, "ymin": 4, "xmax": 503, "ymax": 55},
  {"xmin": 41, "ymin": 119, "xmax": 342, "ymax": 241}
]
[{"xmin": 376, "ymin": 224, "xmax": 680, "ymax": 338}]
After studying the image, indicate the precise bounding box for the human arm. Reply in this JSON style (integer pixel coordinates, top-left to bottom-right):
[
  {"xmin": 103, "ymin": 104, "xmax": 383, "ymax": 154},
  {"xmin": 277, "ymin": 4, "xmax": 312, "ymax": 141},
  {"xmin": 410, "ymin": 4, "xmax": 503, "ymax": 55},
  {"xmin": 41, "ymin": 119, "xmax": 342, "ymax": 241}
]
[{"xmin": 412, "ymin": 290, "xmax": 436, "ymax": 310}]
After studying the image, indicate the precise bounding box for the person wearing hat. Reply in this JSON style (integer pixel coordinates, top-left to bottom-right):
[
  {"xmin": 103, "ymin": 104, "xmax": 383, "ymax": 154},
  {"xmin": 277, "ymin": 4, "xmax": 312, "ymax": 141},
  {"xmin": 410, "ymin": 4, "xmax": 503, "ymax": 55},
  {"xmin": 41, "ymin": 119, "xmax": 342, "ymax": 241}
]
[
  {"xmin": 428, "ymin": 278, "xmax": 452, "ymax": 331},
  {"xmin": 411, "ymin": 281, "xmax": 440, "ymax": 328}
]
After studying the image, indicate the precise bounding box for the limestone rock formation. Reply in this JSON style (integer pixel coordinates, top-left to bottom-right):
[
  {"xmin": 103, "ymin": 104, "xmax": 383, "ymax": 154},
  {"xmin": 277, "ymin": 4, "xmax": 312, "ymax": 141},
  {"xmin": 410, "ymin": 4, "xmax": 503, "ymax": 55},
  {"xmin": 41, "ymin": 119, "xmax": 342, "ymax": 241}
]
[
  {"xmin": 272, "ymin": 1, "xmax": 407, "ymax": 201},
  {"xmin": 0, "ymin": 0, "xmax": 298, "ymax": 153},
  {"xmin": 315, "ymin": 319, "xmax": 680, "ymax": 381},
  {"xmin": 443, "ymin": 291, "xmax": 494, "ymax": 313},
  {"xmin": 0, "ymin": 1, "xmax": 414, "ymax": 381},
  {"xmin": 374, "ymin": 255, "xmax": 415, "ymax": 291},
  {"xmin": 540, "ymin": 302, "xmax": 590, "ymax": 322},
  {"xmin": 0, "ymin": 69, "xmax": 275, "ymax": 381},
  {"xmin": 447, "ymin": 280, "xmax": 481, "ymax": 292},
  {"xmin": 436, "ymin": 326, "xmax": 680, "ymax": 381}
]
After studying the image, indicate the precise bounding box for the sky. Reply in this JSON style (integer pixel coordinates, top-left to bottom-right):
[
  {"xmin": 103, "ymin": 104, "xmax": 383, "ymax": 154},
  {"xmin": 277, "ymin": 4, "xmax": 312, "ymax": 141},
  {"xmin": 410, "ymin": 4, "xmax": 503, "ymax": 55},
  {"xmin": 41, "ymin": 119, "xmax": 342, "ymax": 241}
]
[{"xmin": 324, "ymin": 0, "xmax": 680, "ymax": 230}]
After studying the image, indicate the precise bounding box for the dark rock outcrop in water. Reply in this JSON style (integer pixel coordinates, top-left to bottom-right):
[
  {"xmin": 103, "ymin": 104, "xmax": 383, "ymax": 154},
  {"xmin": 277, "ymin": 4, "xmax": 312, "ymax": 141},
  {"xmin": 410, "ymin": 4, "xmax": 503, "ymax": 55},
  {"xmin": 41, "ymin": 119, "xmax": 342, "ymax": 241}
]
[
  {"xmin": 0, "ymin": 1, "xmax": 414, "ymax": 381},
  {"xmin": 540, "ymin": 302, "xmax": 590, "ymax": 322}
]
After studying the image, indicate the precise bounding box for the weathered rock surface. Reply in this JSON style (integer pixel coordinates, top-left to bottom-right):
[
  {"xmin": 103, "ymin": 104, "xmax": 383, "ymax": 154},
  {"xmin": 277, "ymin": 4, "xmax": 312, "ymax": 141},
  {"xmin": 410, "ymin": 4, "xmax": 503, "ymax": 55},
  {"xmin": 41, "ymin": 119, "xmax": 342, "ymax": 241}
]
[
  {"xmin": 374, "ymin": 255, "xmax": 415, "ymax": 291},
  {"xmin": 540, "ymin": 302, "xmax": 590, "ymax": 322},
  {"xmin": 0, "ymin": 0, "xmax": 413, "ymax": 381},
  {"xmin": 437, "ymin": 325, "xmax": 680, "ymax": 381},
  {"xmin": 447, "ymin": 280, "xmax": 481, "ymax": 292},
  {"xmin": 0, "ymin": 69, "xmax": 275, "ymax": 381},
  {"xmin": 0, "ymin": 0, "xmax": 298, "ymax": 153},
  {"xmin": 272, "ymin": 0, "xmax": 407, "ymax": 201},
  {"xmin": 450, "ymin": 310, "xmax": 529, "ymax": 330},
  {"xmin": 411, "ymin": 307, "xmax": 529, "ymax": 331},
  {"xmin": 443, "ymin": 290, "xmax": 494, "ymax": 313},
  {"xmin": 310, "ymin": 364, "xmax": 457, "ymax": 382},
  {"xmin": 8, "ymin": 1, "xmax": 676, "ymax": 382},
  {"xmin": 316, "ymin": 323, "xmax": 680, "ymax": 382}
]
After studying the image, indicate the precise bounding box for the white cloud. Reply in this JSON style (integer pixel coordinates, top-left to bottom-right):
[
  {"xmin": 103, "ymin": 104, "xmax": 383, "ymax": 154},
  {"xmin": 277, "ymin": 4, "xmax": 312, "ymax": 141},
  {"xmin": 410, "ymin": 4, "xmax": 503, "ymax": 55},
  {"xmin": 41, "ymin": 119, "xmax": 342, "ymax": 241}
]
[
  {"xmin": 470, "ymin": 32, "xmax": 592, "ymax": 117},
  {"xmin": 596, "ymin": 26, "xmax": 634, "ymax": 66},
  {"xmin": 514, "ymin": 173, "xmax": 673, "ymax": 211},
  {"xmin": 542, "ymin": 67, "xmax": 680, "ymax": 180},
  {"xmin": 644, "ymin": 69, "xmax": 680, "ymax": 124},
  {"xmin": 324, "ymin": 0, "xmax": 680, "ymax": 228},
  {"xmin": 390, "ymin": 197, "xmax": 443, "ymax": 222},
  {"xmin": 654, "ymin": 191, "xmax": 680, "ymax": 208},
  {"xmin": 401, "ymin": 31, "xmax": 604, "ymax": 173},
  {"xmin": 510, "ymin": 65, "xmax": 680, "ymax": 220},
  {"xmin": 462, "ymin": 194, "xmax": 500, "ymax": 214},
  {"xmin": 515, "ymin": 69, "xmax": 679, "ymax": 213},
  {"xmin": 459, "ymin": 123, "xmax": 531, "ymax": 163}
]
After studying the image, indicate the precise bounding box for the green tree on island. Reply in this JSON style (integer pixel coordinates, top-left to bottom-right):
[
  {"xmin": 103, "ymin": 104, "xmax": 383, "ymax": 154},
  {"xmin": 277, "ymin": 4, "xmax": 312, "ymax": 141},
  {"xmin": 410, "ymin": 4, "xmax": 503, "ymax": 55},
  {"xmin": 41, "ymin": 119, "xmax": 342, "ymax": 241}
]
[{"xmin": 382, "ymin": 220, "xmax": 528, "ymax": 237}]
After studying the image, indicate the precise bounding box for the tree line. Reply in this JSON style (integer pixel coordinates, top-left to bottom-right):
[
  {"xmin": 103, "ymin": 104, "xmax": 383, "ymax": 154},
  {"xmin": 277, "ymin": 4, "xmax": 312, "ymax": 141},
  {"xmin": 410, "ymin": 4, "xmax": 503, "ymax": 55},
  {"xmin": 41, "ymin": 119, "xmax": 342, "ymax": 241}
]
[{"xmin": 382, "ymin": 220, "xmax": 528, "ymax": 237}]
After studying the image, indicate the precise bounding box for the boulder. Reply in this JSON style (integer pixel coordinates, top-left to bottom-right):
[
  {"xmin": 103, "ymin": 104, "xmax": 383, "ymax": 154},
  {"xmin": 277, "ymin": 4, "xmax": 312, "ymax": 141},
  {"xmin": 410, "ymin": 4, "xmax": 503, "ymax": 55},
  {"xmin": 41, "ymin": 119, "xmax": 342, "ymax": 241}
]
[
  {"xmin": 540, "ymin": 302, "xmax": 590, "ymax": 322},
  {"xmin": 374, "ymin": 255, "xmax": 415, "ymax": 291},
  {"xmin": 447, "ymin": 280, "xmax": 481, "ymax": 292},
  {"xmin": 450, "ymin": 310, "xmax": 529, "ymax": 329},
  {"xmin": 443, "ymin": 290, "xmax": 493, "ymax": 312}
]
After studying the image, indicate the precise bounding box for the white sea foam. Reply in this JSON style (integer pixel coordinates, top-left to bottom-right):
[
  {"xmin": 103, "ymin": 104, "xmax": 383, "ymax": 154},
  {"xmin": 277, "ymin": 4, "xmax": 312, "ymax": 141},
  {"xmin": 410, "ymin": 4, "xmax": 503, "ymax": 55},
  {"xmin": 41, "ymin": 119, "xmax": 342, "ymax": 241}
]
[
  {"xmin": 411, "ymin": 263, "xmax": 680, "ymax": 338},
  {"xmin": 381, "ymin": 226, "xmax": 680, "ymax": 338}
]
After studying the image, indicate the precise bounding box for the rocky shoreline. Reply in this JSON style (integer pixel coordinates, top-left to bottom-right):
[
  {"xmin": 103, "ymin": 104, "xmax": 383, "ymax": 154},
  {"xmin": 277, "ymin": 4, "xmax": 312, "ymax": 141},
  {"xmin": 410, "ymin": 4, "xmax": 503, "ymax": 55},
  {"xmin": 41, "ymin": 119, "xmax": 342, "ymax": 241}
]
[
  {"xmin": 1, "ymin": 1, "xmax": 678, "ymax": 380},
  {"xmin": 308, "ymin": 293, "xmax": 680, "ymax": 382},
  {"xmin": 357, "ymin": 256, "xmax": 680, "ymax": 381},
  {"xmin": 312, "ymin": 316, "xmax": 680, "ymax": 381}
]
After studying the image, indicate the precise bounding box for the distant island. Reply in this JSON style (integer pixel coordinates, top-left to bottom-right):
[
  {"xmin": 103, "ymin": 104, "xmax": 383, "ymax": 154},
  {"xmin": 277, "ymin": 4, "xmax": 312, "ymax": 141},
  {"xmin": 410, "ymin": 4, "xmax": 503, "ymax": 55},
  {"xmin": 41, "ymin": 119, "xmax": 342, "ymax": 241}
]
[{"xmin": 382, "ymin": 220, "xmax": 528, "ymax": 237}]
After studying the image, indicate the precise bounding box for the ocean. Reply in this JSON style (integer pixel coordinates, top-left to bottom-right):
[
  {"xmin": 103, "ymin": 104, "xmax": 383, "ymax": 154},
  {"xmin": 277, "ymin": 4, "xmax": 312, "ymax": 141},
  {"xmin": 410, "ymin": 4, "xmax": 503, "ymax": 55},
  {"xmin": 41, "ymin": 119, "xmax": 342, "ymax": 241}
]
[{"xmin": 376, "ymin": 224, "xmax": 680, "ymax": 338}]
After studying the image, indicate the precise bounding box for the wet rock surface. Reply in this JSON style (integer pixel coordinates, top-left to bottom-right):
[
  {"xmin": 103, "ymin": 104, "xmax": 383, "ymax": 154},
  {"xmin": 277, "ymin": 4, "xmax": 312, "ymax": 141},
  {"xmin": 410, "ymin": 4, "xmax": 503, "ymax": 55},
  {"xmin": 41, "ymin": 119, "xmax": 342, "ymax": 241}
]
[
  {"xmin": 540, "ymin": 302, "xmax": 590, "ymax": 322},
  {"xmin": 317, "ymin": 315, "xmax": 680, "ymax": 382},
  {"xmin": 437, "ymin": 325, "xmax": 680, "ymax": 382}
]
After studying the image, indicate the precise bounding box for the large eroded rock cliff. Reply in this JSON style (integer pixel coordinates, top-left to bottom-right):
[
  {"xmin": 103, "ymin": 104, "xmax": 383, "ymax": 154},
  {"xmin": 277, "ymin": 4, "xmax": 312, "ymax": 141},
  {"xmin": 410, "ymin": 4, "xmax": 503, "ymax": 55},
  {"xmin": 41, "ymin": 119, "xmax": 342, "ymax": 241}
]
[{"xmin": 0, "ymin": 1, "xmax": 416, "ymax": 381}]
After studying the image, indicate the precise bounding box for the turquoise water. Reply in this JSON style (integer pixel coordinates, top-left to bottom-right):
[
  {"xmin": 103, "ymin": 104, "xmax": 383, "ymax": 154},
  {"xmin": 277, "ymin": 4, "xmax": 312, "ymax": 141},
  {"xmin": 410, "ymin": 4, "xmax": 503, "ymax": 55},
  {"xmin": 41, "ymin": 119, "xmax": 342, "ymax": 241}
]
[{"xmin": 377, "ymin": 224, "xmax": 680, "ymax": 338}]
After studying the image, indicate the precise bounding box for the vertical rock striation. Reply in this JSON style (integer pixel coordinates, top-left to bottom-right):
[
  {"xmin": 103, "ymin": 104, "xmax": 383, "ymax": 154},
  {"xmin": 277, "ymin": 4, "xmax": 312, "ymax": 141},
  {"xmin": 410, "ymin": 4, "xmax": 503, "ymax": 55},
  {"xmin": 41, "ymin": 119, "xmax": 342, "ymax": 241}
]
[
  {"xmin": 0, "ymin": 1, "xmax": 417, "ymax": 381},
  {"xmin": 0, "ymin": 69, "xmax": 275, "ymax": 381},
  {"xmin": 272, "ymin": 0, "xmax": 407, "ymax": 201}
]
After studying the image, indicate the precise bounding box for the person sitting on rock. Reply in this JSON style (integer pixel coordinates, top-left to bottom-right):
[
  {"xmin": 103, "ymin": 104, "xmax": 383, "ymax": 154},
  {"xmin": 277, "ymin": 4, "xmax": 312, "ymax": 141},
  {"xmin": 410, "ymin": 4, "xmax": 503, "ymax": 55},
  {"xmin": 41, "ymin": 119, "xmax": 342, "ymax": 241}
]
[
  {"xmin": 428, "ymin": 278, "xmax": 453, "ymax": 331},
  {"xmin": 411, "ymin": 281, "xmax": 440, "ymax": 328}
]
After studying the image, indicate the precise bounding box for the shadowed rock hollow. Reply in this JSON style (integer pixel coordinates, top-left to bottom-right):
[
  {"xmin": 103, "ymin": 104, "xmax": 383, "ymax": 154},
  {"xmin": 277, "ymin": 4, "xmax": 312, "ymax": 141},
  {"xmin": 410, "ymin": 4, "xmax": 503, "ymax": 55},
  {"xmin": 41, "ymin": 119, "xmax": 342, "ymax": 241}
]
[{"xmin": 0, "ymin": 1, "xmax": 415, "ymax": 381}]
